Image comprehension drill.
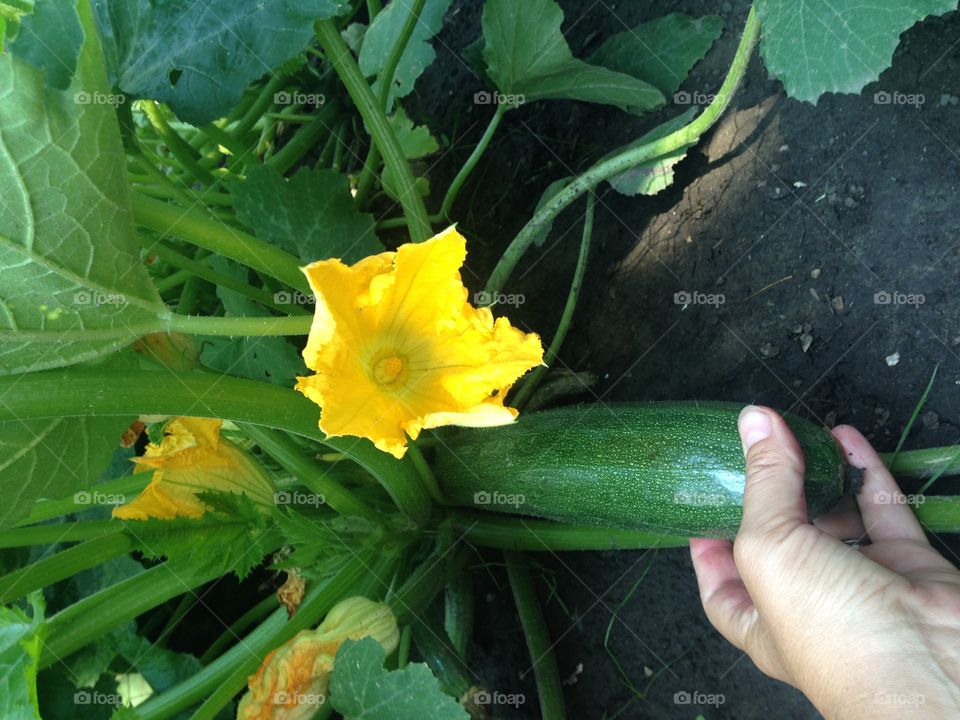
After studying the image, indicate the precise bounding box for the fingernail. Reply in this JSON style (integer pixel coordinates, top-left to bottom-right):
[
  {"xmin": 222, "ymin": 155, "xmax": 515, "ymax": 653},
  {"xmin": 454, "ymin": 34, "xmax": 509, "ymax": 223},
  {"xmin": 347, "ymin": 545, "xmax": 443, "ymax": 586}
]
[{"xmin": 739, "ymin": 406, "xmax": 772, "ymax": 451}]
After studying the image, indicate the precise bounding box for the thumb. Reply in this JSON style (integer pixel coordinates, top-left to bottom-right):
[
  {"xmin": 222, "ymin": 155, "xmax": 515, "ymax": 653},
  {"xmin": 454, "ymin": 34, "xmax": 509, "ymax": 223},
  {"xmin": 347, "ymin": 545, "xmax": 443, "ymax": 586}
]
[{"xmin": 737, "ymin": 406, "xmax": 809, "ymax": 540}]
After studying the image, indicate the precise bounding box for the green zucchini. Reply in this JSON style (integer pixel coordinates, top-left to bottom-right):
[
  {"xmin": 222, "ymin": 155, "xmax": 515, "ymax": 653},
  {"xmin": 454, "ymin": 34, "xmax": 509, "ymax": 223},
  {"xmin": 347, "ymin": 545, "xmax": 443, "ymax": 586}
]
[{"xmin": 434, "ymin": 402, "xmax": 845, "ymax": 539}]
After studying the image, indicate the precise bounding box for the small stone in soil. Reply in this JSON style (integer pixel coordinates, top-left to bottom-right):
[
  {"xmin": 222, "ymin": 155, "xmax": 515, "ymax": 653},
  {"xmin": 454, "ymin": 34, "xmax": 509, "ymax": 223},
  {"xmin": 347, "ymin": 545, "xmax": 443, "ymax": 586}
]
[
  {"xmin": 922, "ymin": 410, "xmax": 940, "ymax": 430},
  {"xmin": 831, "ymin": 295, "xmax": 844, "ymax": 314},
  {"xmin": 811, "ymin": 268, "xmax": 821, "ymax": 278},
  {"xmin": 885, "ymin": 352, "xmax": 900, "ymax": 367},
  {"xmin": 759, "ymin": 342, "xmax": 780, "ymax": 358}
]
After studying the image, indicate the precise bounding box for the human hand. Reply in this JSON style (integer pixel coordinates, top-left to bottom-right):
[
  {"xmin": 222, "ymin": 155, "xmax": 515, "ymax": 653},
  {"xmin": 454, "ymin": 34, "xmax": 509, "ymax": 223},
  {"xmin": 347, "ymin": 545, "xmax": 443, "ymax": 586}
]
[{"xmin": 690, "ymin": 405, "xmax": 960, "ymax": 719}]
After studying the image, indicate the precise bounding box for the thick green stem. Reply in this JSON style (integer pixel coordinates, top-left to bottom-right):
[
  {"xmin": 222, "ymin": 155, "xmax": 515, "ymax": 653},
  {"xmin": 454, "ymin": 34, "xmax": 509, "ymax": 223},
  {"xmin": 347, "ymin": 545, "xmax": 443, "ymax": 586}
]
[
  {"xmin": 505, "ymin": 551, "xmax": 566, "ymax": 720},
  {"xmin": 198, "ymin": 594, "xmax": 277, "ymax": 665},
  {"xmin": 233, "ymin": 74, "xmax": 288, "ymax": 140},
  {"xmin": 452, "ymin": 511, "xmax": 688, "ymax": 551},
  {"xmin": 141, "ymin": 238, "xmax": 306, "ymax": 315},
  {"xmin": 444, "ymin": 569, "xmax": 473, "ymax": 659},
  {"xmin": 155, "ymin": 269, "xmax": 191, "ymax": 294},
  {"xmin": 316, "ymin": 19, "xmax": 431, "ymax": 242},
  {"xmin": 484, "ymin": 5, "xmax": 761, "ymax": 293},
  {"xmin": 512, "ymin": 192, "xmax": 594, "ymax": 409},
  {"xmin": 353, "ymin": 0, "xmax": 426, "ymax": 208},
  {"xmin": 439, "ymin": 103, "xmax": 506, "ymax": 221},
  {"xmin": 141, "ymin": 102, "xmax": 216, "ymax": 185},
  {"xmin": 378, "ymin": 0, "xmax": 426, "ymax": 109},
  {"xmin": 238, "ymin": 423, "xmax": 378, "ymax": 521},
  {"xmin": 883, "ymin": 446, "xmax": 960, "ymax": 480},
  {"xmin": 0, "ymin": 520, "xmax": 124, "ymax": 549},
  {"xmin": 132, "ymin": 193, "xmax": 308, "ymax": 292},
  {"xmin": 407, "ymin": 442, "xmax": 447, "ymax": 504},
  {"xmin": 0, "ymin": 533, "xmax": 134, "ymax": 603},
  {"xmin": 0, "ymin": 370, "xmax": 432, "ymax": 526},
  {"xmin": 269, "ymin": 103, "xmax": 338, "ymax": 173},
  {"xmin": 40, "ymin": 559, "xmax": 217, "ymax": 667},
  {"xmin": 915, "ymin": 497, "xmax": 960, "ymax": 532},
  {"xmin": 18, "ymin": 473, "xmax": 151, "ymax": 527},
  {"xmin": 166, "ymin": 313, "xmax": 311, "ymax": 337}
]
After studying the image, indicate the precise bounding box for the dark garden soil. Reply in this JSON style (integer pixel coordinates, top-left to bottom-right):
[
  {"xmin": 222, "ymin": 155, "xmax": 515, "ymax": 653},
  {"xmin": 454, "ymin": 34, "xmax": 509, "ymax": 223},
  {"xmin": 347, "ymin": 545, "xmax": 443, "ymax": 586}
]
[{"xmin": 405, "ymin": 1, "xmax": 960, "ymax": 718}]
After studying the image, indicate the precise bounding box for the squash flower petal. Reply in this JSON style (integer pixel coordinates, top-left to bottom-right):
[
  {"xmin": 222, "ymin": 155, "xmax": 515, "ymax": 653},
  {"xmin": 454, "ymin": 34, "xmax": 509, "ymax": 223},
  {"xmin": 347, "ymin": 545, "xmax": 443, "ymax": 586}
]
[
  {"xmin": 236, "ymin": 597, "xmax": 398, "ymax": 720},
  {"xmin": 295, "ymin": 227, "xmax": 544, "ymax": 458},
  {"xmin": 113, "ymin": 417, "xmax": 275, "ymax": 520}
]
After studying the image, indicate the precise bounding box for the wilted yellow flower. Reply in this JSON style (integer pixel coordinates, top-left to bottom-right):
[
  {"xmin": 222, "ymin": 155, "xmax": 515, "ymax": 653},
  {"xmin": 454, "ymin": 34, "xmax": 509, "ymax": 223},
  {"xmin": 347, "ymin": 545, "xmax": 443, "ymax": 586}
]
[
  {"xmin": 113, "ymin": 417, "xmax": 274, "ymax": 520},
  {"xmin": 236, "ymin": 596, "xmax": 399, "ymax": 720},
  {"xmin": 295, "ymin": 227, "xmax": 544, "ymax": 458}
]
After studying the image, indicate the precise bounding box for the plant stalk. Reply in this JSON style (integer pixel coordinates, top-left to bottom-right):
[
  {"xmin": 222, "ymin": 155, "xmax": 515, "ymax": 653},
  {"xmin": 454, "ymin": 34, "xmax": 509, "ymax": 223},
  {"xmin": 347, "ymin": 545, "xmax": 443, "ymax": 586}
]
[{"xmin": 484, "ymin": 5, "xmax": 761, "ymax": 293}]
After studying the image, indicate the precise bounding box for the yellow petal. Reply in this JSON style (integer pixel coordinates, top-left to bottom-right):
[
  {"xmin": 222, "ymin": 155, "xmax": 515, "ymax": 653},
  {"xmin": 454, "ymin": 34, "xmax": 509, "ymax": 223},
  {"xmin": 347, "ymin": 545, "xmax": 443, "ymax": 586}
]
[
  {"xmin": 113, "ymin": 417, "xmax": 274, "ymax": 520},
  {"xmin": 295, "ymin": 226, "xmax": 544, "ymax": 457}
]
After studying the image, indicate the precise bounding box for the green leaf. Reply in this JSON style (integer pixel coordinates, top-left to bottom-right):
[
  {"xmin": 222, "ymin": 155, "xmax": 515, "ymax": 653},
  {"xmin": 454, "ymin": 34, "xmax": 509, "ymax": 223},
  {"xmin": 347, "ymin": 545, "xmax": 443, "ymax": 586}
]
[
  {"xmin": 230, "ymin": 165, "xmax": 380, "ymax": 264},
  {"xmin": 9, "ymin": 0, "xmax": 83, "ymax": 90},
  {"xmin": 114, "ymin": 632, "xmax": 201, "ymax": 695},
  {"xmin": 481, "ymin": 0, "xmax": 664, "ymax": 113},
  {"xmin": 0, "ymin": 1, "xmax": 35, "ymax": 46},
  {"xmin": 603, "ymin": 107, "xmax": 698, "ymax": 196},
  {"xmin": 0, "ymin": 413, "xmax": 131, "ymax": 529},
  {"xmin": 358, "ymin": 0, "xmax": 453, "ymax": 105},
  {"xmin": 123, "ymin": 493, "xmax": 281, "ymax": 580},
  {"xmin": 330, "ymin": 637, "xmax": 468, "ymax": 720},
  {"xmin": 0, "ymin": 1, "xmax": 165, "ymax": 376},
  {"xmin": 587, "ymin": 13, "xmax": 723, "ymax": 98},
  {"xmin": 756, "ymin": 0, "xmax": 956, "ymax": 103},
  {"xmin": 198, "ymin": 256, "xmax": 307, "ymax": 387},
  {"xmin": 94, "ymin": 0, "xmax": 351, "ymax": 124},
  {"xmin": 390, "ymin": 107, "xmax": 440, "ymax": 159},
  {"xmin": 274, "ymin": 509, "xmax": 379, "ymax": 580},
  {"xmin": 0, "ymin": 593, "xmax": 44, "ymax": 720}
]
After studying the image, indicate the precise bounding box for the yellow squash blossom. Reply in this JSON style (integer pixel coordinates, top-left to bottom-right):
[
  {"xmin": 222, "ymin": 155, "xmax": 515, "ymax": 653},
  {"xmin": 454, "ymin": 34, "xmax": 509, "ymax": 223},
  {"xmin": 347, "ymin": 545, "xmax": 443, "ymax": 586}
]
[
  {"xmin": 113, "ymin": 417, "xmax": 274, "ymax": 520},
  {"xmin": 236, "ymin": 596, "xmax": 399, "ymax": 720},
  {"xmin": 295, "ymin": 227, "xmax": 544, "ymax": 458}
]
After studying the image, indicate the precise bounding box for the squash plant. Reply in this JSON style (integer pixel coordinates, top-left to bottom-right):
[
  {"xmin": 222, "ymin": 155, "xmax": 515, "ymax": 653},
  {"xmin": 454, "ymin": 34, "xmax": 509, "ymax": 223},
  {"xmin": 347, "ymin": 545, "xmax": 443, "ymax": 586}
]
[{"xmin": 1, "ymin": 0, "xmax": 959, "ymax": 718}]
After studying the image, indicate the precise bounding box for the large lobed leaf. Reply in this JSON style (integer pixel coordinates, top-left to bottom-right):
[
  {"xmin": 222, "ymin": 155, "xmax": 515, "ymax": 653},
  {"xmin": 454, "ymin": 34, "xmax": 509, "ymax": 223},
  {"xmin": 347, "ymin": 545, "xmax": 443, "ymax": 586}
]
[
  {"xmin": 757, "ymin": 0, "xmax": 957, "ymax": 103},
  {"xmin": 358, "ymin": 0, "xmax": 453, "ymax": 106},
  {"xmin": 330, "ymin": 637, "xmax": 468, "ymax": 720},
  {"xmin": 481, "ymin": 0, "xmax": 664, "ymax": 113},
  {"xmin": 588, "ymin": 13, "xmax": 724, "ymax": 98},
  {"xmin": 229, "ymin": 165, "xmax": 380, "ymax": 264},
  {"xmin": 94, "ymin": 0, "xmax": 352, "ymax": 124},
  {"xmin": 0, "ymin": 0, "xmax": 165, "ymax": 377},
  {"xmin": 0, "ymin": 594, "xmax": 44, "ymax": 720}
]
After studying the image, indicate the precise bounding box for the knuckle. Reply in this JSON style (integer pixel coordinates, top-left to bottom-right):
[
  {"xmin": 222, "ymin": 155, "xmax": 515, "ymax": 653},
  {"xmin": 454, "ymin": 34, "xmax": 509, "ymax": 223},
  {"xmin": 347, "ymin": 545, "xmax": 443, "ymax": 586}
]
[{"xmin": 745, "ymin": 441, "xmax": 804, "ymax": 480}]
